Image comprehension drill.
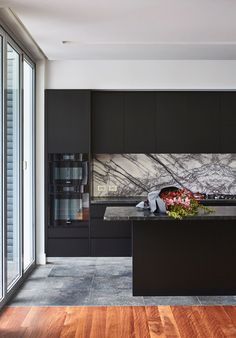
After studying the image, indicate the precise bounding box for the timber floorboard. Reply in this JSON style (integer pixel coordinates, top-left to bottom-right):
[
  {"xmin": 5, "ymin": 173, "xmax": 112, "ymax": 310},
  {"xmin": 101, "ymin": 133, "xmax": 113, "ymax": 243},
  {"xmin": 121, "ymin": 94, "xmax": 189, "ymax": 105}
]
[{"xmin": 1, "ymin": 305, "xmax": 236, "ymax": 337}]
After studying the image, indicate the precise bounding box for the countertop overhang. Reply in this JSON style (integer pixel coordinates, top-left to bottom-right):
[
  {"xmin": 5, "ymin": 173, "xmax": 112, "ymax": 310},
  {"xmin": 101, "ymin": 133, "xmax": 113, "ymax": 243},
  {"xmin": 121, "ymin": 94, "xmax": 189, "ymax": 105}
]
[{"xmin": 104, "ymin": 206, "xmax": 236, "ymax": 221}]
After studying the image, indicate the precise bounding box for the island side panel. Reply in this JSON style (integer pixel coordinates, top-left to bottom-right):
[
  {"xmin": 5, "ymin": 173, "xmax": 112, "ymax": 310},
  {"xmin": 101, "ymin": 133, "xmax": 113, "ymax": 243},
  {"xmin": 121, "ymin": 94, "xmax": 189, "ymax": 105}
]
[{"xmin": 132, "ymin": 219, "xmax": 236, "ymax": 296}]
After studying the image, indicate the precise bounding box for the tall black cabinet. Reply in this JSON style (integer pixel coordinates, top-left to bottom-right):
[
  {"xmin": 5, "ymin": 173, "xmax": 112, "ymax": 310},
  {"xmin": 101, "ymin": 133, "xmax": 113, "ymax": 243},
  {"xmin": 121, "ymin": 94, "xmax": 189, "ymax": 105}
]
[{"xmin": 45, "ymin": 90, "xmax": 91, "ymax": 256}]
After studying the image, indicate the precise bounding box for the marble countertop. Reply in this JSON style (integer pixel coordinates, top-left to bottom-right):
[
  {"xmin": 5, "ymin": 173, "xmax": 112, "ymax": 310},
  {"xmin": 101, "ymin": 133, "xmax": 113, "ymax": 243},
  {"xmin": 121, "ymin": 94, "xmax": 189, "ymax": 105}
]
[
  {"xmin": 91, "ymin": 196, "xmax": 236, "ymax": 206},
  {"xmin": 91, "ymin": 196, "xmax": 146, "ymax": 205},
  {"xmin": 104, "ymin": 206, "xmax": 236, "ymax": 221}
]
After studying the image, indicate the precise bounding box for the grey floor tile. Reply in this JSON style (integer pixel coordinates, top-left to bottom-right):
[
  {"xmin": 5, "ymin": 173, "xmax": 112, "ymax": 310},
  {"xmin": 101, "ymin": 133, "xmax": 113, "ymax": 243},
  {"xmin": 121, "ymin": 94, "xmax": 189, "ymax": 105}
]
[
  {"xmin": 10, "ymin": 288, "xmax": 90, "ymax": 306},
  {"xmin": 30, "ymin": 265, "xmax": 53, "ymax": 278},
  {"xmin": 198, "ymin": 296, "xmax": 236, "ymax": 305},
  {"xmin": 11, "ymin": 258, "xmax": 230, "ymax": 307},
  {"xmin": 94, "ymin": 265, "xmax": 132, "ymax": 278},
  {"xmin": 49, "ymin": 265, "xmax": 95, "ymax": 278},
  {"xmin": 48, "ymin": 257, "xmax": 98, "ymax": 266},
  {"xmin": 89, "ymin": 296, "xmax": 144, "ymax": 306},
  {"xmin": 96, "ymin": 257, "xmax": 132, "ymax": 266},
  {"xmin": 36, "ymin": 289, "xmax": 91, "ymax": 306},
  {"xmin": 144, "ymin": 296, "xmax": 201, "ymax": 305},
  {"xmin": 93, "ymin": 276, "xmax": 132, "ymax": 290},
  {"xmin": 90, "ymin": 287, "xmax": 133, "ymax": 298},
  {"xmin": 21, "ymin": 276, "xmax": 93, "ymax": 291}
]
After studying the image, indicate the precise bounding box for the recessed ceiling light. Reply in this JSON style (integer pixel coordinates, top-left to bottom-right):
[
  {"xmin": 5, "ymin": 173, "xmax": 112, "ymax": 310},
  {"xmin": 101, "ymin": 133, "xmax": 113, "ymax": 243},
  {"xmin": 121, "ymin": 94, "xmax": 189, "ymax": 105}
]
[{"xmin": 62, "ymin": 40, "xmax": 78, "ymax": 44}]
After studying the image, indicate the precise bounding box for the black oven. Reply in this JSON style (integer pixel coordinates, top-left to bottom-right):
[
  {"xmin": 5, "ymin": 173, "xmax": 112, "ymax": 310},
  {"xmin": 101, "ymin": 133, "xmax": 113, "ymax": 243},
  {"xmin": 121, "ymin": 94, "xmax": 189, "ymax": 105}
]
[{"xmin": 48, "ymin": 153, "xmax": 89, "ymax": 226}]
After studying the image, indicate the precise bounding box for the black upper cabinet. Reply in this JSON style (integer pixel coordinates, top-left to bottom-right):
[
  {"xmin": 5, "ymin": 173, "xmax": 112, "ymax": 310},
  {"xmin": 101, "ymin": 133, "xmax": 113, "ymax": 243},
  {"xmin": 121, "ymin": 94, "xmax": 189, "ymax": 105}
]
[
  {"xmin": 92, "ymin": 91, "xmax": 124, "ymax": 153},
  {"xmin": 220, "ymin": 93, "xmax": 236, "ymax": 153},
  {"xmin": 124, "ymin": 92, "xmax": 156, "ymax": 153},
  {"xmin": 46, "ymin": 90, "xmax": 90, "ymax": 153},
  {"xmin": 155, "ymin": 92, "xmax": 221, "ymax": 153}
]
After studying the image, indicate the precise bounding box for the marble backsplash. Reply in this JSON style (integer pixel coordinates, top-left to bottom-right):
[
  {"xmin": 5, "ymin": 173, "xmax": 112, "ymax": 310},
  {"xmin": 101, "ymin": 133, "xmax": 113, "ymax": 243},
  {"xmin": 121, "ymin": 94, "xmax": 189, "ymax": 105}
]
[{"xmin": 92, "ymin": 154, "xmax": 236, "ymax": 197}]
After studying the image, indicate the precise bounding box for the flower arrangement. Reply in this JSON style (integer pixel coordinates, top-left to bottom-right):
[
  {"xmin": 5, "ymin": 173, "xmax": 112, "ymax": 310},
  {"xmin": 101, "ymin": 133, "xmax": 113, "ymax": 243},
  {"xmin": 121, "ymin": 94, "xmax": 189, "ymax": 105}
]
[{"xmin": 160, "ymin": 188, "xmax": 212, "ymax": 219}]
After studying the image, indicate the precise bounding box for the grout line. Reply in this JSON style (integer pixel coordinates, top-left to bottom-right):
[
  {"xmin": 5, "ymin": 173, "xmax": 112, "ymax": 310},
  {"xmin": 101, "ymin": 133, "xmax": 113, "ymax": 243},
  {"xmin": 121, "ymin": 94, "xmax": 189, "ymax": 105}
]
[{"xmin": 88, "ymin": 270, "xmax": 96, "ymax": 303}]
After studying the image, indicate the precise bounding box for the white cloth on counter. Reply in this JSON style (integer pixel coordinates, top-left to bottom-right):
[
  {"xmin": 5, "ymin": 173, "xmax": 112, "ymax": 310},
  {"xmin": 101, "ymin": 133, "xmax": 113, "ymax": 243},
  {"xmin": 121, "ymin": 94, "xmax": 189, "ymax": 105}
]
[{"xmin": 136, "ymin": 190, "xmax": 166, "ymax": 214}]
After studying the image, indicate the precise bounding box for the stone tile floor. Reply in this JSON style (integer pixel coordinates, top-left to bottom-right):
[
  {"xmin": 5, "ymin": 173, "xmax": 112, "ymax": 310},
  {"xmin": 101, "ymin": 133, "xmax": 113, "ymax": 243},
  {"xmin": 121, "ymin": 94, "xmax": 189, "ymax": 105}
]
[{"xmin": 9, "ymin": 257, "xmax": 236, "ymax": 306}]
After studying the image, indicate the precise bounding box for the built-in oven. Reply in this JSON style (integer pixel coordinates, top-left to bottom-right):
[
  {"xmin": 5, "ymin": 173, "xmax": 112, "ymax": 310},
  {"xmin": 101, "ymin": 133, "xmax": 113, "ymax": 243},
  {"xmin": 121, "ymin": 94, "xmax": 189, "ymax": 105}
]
[{"xmin": 48, "ymin": 153, "xmax": 89, "ymax": 226}]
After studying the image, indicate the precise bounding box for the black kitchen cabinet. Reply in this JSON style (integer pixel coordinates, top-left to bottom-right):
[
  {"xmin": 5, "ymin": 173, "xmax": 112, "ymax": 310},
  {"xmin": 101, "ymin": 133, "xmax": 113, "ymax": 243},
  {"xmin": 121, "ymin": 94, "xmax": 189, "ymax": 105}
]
[
  {"xmin": 91, "ymin": 239, "xmax": 131, "ymax": 257},
  {"xmin": 45, "ymin": 90, "xmax": 91, "ymax": 257},
  {"xmin": 92, "ymin": 91, "xmax": 124, "ymax": 153},
  {"xmin": 47, "ymin": 238, "xmax": 89, "ymax": 257},
  {"xmin": 220, "ymin": 93, "xmax": 236, "ymax": 153},
  {"xmin": 155, "ymin": 92, "xmax": 221, "ymax": 153},
  {"xmin": 124, "ymin": 92, "xmax": 156, "ymax": 153},
  {"xmin": 46, "ymin": 90, "xmax": 90, "ymax": 153},
  {"xmin": 90, "ymin": 220, "xmax": 131, "ymax": 238},
  {"xmin": 90, "ymin": 203, "xmax": 132, "ymax": 256}
]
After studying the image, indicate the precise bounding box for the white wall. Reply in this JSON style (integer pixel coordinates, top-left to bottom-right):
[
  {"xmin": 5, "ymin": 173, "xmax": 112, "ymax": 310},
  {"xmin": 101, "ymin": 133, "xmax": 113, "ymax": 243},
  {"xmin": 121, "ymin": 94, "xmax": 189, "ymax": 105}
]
[{"xmin": 46, "ymin": 60, "xmax": 236, "ymax": 90}]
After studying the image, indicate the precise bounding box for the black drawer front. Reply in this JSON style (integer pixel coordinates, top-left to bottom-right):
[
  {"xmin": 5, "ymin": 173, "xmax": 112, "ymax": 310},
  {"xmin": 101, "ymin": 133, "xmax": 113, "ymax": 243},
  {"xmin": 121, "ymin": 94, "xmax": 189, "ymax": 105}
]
[
  {"xmin": 47, "ymin": 227, "xmax": 89, "ymax": 238},
  {"xmin": 91, "ymin": 238, "xmax": 131, "ymax": 257},
  {"xmin": 91, "ymin": 220, "xmax": 131, "ymax": 238},
  {"xmin": 47, "ymin": 238, "xmax": 89, "ymax": 256},
  {"xmin": 90, "ymin": 205, "xmax": 106, "ymax": 218}
]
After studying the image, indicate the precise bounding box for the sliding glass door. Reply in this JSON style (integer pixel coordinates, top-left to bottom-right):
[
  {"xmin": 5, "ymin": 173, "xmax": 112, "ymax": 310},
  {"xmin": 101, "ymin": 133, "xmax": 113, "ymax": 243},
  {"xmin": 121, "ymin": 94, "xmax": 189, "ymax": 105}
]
[
  {"xmin": 0, "ymin": 27, "xmax": 36, "ymax": 309},
  {"xmin": 23, "ymin": 59, "xmax": 35, "ymax": 271},
  {"xmin": 6, "ymin": 42, "xmax": 21, "ymax": 289}
]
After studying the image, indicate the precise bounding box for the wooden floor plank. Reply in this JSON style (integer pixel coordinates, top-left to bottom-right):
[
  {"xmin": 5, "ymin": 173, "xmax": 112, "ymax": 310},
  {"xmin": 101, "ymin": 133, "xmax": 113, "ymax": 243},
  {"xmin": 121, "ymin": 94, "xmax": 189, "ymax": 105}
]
[
  {"xmin": 60, "ymin": 306, "xmax": 81, "ymax": 338},
  {"xmin": 193, "ymin": 306, "xmax": 226, "ymax": 338},
  {"xmin": 145, "ymin": 306, "xmax": 165, "ymax": 338},
  {"xmin": 106, "ymin": 306, "xmax": 134, "ymax": 338},
  {"xmin": 1, "ymin": 305, "xmax": 236, "ymax": 338},
  {"xmin": 210, "ymin": 306, "xmax": 236, "ymax": 337},
  {"xmin": 158, "ymin": 305, "xmax": 181, "ymax": 337},
  {"xmin": 133, "ymin": 306, "xmax": 151, "ymax": 338},
  {"xmin": 172, "ymin": 306, "xmax": 209, "ymax": 338}
]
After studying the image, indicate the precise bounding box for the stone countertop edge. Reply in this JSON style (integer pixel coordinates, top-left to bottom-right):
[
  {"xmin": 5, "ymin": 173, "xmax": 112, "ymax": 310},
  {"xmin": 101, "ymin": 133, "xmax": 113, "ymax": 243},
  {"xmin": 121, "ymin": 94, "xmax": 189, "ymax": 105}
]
[
  {"xmin": 103, "ymin": 206, "xmax": 236, "ymax": 221},
  {"xmin": 91, "ymin": 197, "xmax": 236, "ymax": 206},
  {"xmin": 90, "ymin": 197, "xmax": 146, "ymax": 205}
]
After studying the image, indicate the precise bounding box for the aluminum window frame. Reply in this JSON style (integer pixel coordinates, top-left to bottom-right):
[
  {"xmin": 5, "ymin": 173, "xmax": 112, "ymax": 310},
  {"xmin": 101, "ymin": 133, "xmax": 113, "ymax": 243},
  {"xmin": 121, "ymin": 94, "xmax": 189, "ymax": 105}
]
[
  {"xmin": 0, "ymin": 24, "xmax": 36, "ymax": 310},
  {"xmin": 22, "ymin": 56, "xmax": 36, "ymax": 272}
]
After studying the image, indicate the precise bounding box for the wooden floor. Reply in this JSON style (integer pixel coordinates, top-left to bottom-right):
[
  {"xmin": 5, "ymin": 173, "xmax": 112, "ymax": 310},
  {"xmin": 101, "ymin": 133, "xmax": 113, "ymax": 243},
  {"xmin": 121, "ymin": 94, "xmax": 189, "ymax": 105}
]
[{"xmin": 1, "ymin": 306, "xmax": 236, "ymax": 337}]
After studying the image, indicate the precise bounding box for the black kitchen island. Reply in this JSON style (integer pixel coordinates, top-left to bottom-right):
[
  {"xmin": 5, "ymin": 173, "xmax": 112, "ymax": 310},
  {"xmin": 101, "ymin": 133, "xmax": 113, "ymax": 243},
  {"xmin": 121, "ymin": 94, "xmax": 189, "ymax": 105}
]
[{"xmin": 104, "ymin": 206, "xmax": 236, "ymax": 296}]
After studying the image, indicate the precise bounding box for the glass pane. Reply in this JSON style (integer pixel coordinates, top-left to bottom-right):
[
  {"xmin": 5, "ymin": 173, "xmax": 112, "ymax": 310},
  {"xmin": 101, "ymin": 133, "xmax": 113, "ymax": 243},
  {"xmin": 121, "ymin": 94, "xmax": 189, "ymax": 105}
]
[
  {"xmin": 0, "ymin": 35, "xmax": 3, "ymax": 299},
  {"xmin": 6, "ymin": 43, "xmax": 20, "ymax": 288},
  {"xmin": 54, "ymin": 167, "xmax": 83, "ymax": 180},
  {"xmin": 23, "ymin": 60, "xmax": 34, "ymax": 271}
]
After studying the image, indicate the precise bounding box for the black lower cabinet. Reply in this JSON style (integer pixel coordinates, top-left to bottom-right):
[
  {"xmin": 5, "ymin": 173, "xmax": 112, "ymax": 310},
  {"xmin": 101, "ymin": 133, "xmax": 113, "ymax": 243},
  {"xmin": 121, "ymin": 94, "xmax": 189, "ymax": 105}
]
[
  {"xmin": 90, "ymin": 203, "xmax": 132, "ymax": 257},
  {"xmin": 47, "ymin": 227, "xmax": 89, "ymax": 257},
  {"xmin": 133, "ymin": 219, "xmax": 236, "ymax": 296},
  {"xmin": 47, "ymin": 238, "xmax": 89, "ymax": 257},
  {"xmin": 90, "ymin": 219, "xmax": 131, "ymax": 238},
  {"xmin": 91, "ymin": 239, "xmax": 131, "ymax": 257}
]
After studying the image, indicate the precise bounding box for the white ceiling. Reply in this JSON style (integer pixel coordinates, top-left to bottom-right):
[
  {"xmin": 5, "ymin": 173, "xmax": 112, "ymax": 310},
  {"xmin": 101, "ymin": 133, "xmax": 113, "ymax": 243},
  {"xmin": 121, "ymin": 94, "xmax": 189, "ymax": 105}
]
[{"xmin": 2, "ymin": 0, "xmax": 236, "ymax": 60}]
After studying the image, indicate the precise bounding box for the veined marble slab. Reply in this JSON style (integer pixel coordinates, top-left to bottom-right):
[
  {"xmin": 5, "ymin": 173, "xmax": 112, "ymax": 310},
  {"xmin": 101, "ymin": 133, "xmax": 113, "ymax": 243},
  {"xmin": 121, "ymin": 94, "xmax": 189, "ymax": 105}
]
[{"xmin": 92, "ymin": 154, "xmax": 236, "ymax": 196}]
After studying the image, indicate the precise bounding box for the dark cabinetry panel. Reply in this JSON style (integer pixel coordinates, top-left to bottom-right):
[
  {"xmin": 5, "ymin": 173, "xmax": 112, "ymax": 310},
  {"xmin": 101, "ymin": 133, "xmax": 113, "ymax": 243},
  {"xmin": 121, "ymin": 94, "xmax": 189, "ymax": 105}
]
[
  {"xmin": 91, "ymin": 239, "xmax": 131, "ymax": 257},
  {"xmin": 220, "ymin": 93, "xmax": 236, "ymax": 153},
  {"xmin": 91, "ymin": 220, "xmax": 131, "ymax": 238},
  {"xmin": 90, "ymin": 203, "xmax": 132, "ymax": 256},
  {"xmin": 124, "ymin": 92, "xmax": 156, "ymax": 153},
  {"xmin": 45, "ymin": 90, "xmax": 91, "ymax": 257},
  {"xmin": 47, "ymin": 238, "xmax": 89, "ymax": 257},
  {"xmin": 46, "ymin": 90, "xmax": 90, "ymax": 153},
  {"xmin": 47, "ymin": 227, "xmax": 89, "ymax": 239},
  {"xmin": 92, "ymin": 91, "xmax": 124, "ymax": 153},
  {"xmin": 155, "ymin": 92, "xmax": 221, "ymax": 153}
]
